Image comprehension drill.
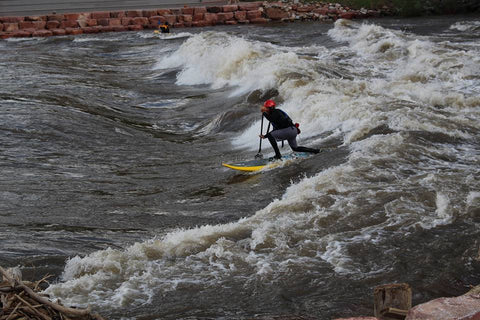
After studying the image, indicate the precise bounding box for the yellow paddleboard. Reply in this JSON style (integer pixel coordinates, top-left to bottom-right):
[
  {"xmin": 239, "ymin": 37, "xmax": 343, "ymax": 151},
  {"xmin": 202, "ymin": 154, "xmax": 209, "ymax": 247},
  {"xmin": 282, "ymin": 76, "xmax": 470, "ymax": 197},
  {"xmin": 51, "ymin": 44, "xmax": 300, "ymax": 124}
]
[{"xmin": 222, "ymin": 152, "xmax": 312, "ymax": 172}]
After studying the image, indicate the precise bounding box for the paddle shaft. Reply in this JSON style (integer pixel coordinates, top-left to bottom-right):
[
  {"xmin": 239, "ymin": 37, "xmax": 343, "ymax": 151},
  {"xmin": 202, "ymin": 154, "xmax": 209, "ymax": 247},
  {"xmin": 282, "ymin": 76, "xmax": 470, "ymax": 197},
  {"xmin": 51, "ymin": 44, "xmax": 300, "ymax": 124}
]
[{"xmin": 258, "ymin": 115, "xmax": 264, "ymax": 154}]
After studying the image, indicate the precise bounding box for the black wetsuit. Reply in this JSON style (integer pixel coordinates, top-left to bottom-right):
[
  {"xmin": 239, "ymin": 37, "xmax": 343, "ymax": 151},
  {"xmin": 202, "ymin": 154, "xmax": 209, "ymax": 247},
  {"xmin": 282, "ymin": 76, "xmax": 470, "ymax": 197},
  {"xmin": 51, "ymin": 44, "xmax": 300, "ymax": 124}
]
[
  {"xmin": 159, "ymin": 24, "xmax": 170, "ymax": 33},
  {"xmin": 263, "ymin": 108, "xmax": 319, "ymax": 159}
]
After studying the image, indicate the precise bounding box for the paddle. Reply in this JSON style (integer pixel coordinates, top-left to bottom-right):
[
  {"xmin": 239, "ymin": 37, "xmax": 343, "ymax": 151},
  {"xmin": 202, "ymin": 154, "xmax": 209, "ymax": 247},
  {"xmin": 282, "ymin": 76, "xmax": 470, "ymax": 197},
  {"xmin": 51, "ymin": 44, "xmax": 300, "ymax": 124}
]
[{"xmin": 255, "ymin": 115, "xmax": 264, "ymax": 159}]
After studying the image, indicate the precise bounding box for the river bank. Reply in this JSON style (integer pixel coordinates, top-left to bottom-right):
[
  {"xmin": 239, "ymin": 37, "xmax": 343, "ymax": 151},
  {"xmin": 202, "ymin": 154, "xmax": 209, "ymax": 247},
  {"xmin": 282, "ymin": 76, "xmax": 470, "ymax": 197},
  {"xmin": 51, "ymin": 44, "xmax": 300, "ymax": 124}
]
[{"xmin": 0, "ymin": 1, "xmax": 391, "ymax": 39}]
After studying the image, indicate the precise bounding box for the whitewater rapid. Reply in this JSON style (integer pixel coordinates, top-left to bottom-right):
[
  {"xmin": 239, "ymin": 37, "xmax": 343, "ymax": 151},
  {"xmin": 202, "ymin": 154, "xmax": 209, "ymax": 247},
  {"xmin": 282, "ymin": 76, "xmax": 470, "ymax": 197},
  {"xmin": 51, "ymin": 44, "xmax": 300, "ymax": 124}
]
[{"xmin": 42, "ymin": 18, "xmax": 480, "ymax": 318}]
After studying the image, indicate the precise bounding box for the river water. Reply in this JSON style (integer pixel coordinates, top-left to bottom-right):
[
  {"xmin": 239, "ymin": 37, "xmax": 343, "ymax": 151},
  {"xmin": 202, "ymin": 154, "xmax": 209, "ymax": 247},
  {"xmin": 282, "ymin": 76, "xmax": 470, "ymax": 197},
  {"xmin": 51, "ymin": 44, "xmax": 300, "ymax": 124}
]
[{"xmin": 1, "ymin": 14, "xmax": 480, "ymax": 319}]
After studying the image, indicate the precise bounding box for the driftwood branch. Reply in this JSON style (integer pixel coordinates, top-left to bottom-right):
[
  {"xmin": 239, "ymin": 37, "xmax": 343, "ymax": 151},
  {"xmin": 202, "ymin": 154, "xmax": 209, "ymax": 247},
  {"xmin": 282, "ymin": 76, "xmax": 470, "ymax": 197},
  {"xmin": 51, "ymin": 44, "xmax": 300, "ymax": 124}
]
[{"xmin": 0, "ymin": 266, "xmax": 105, "ymax": 320}]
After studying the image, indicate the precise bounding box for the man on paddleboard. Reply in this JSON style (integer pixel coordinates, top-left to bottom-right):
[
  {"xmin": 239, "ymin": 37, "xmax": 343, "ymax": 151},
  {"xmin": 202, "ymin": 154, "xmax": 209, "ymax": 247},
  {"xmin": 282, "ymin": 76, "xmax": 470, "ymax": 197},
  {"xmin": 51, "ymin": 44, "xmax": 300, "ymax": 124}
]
[{"xmin": 260, "ymin": 99, "xmax": 319, "ymax": 160}]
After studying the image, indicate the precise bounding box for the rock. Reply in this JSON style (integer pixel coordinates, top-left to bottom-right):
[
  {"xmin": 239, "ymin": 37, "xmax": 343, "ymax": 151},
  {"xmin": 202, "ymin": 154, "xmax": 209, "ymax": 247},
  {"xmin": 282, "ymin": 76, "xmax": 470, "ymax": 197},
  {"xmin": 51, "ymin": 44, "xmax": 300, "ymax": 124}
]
[
  {"xmin": 223, "ymin": 5, "xmax": 239, "ymax": 12},
  {"xmin": 126, "ymin": 10, "xmax": 142, "ymax": 18},
  {"xmin": 265, "ymin": 7, "xmax": 289, "ymax": 19},
  {"xmin": 0, "ymin": 16, "xmax": 24, "ymax": 23},
  {"xmin": 207, "ymin": 6, "xmax": 222, "ymax": 13},
  {"xmin": 60, "ymin": 20, "xmax": 79, "ymax": 28},
  {"xmin": 4, "ymin": 23, "xmax": 19, "ymax": 32},
  {"xmin": 179, "ymin": 7, "xmax": 192, "ymax": 15},
  {"xmin": 193, "ymin": 13, "xmax": 205, "ymax": 21},
  {"xmin": 333, "ymin": 318, "xmax": 378, "ymax": 320},
  {"xmin": 250, "ymin": 18, "xmax": 269, "ymax": 23},
  {"xmin": 108, "ymin": 18, "xmax": 121, "ymax": 26},
  {"xmin": 110, "ymin": 11, "xmax": 126, "ymax": 18},
  {"xmin": 47, "ymin": 14, "xmax": 64, "ymax": 21},
  {"xmin": 65, "ymin": 28, "xmax": 83, "ymax": 35},
  {"xmin": 142, "ymin": 9, "xmax": 158, "ymax": 17},
  {"xmin": 132, "ymin": 17, "xmax": 149, "ymax": 26},
  {"xmin": 157, "ymin": 9, "xmax": 172, "ymax": 15},
  {"xmin": 46, "ymin": 20, "xmax": 60, "ymax": 29},
  {"xmin": 406, "ymin": 294, "xmax": 480, "ymax": 320},
  {"xmin": 0, "ymin": 24, "xmax": 3, "ymax": 32},
  {"xmin": 217, "ymin": 12, "xmax": 234, "ymax": 22},
  {"xmin": 163, "ymin": 15, "xmax": 177, "ymax": 25},
  {"xmin": 246, "ymin": 10, "xmax": 262, "ymax": 19},
  {"xmin": 339, "ymin": 11, "xmax": 355, "ymax": 19},
  {"xmin": 194, "ymin": 7, "xmax": 207, "ymax": 14},
  {"xmin": 234, "ymin": 11, "xmax": 247, "ymax": 20},
  {"xmin": 32, "ymin": 29, "xmax": 53, "ymax": 37},
  {"xmin": 51, "ymin": 28, "xmax": 66, "ymax": 35},
  {"xmin": 178, "ymin": 14, "xmax": 193, "ymax": 22}
]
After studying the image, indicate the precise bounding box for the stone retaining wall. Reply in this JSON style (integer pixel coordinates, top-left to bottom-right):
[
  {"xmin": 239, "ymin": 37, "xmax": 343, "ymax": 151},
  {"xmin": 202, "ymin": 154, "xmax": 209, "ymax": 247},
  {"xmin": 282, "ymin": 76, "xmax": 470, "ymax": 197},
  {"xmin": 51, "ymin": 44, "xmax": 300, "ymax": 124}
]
[{"xmin": 0, "ymin": 1, "xmax": 388, "ymax": 39}]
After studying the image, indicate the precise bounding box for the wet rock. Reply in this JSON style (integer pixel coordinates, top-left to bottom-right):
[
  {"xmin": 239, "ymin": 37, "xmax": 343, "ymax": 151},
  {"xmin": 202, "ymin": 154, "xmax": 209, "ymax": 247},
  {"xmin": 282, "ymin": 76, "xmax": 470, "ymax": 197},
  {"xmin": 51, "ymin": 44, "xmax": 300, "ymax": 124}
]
[
  {"xmin": 32, "ymin": 29, "xmax": 53, "ymax": 37},
  {"xmin": 406, "ymin": 294, "xmax": 480, "ymax": 320},
  {"xmin": 51, "ymin": 28, "xmax": 66, "ymax": 35}
]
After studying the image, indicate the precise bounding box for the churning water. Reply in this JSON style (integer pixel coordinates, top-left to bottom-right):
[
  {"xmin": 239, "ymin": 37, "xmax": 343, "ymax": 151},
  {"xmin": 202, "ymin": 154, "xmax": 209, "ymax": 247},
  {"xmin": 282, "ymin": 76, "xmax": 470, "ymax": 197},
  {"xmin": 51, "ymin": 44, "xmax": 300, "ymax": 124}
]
[{"xmin": 1, "ymin": 14, "xmax": 480, "ymax": 319}]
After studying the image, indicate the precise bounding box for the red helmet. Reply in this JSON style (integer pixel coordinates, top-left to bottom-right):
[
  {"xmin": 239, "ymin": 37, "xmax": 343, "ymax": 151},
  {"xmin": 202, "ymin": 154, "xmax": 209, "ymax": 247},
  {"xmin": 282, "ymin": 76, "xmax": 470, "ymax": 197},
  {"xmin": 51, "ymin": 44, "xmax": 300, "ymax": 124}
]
[{"xmin": 263, "ymin": 100, "xmax": 276, "ymax": 108}]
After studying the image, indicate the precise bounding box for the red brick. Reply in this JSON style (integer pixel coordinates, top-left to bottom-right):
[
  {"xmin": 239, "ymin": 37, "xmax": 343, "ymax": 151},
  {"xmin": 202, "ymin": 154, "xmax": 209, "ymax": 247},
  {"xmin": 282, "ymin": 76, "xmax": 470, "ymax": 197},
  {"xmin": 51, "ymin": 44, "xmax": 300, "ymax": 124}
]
[
  {"xmin": 97, "ymin": 18, "xmax": 109, "ymax": 26},
  {"xmin": 204, "ymin": 13, "xmax": 218, "ymax": 23},
  {"xmin": 46, "ymin": 21, "xmax": 60, "ymax": 29},
  {"xmin": 60, "ymin": 20, "xmax": 78, "ymax": 28},
  {"xmin": 86, "ymin": 19, "xmax": 97, "ymax": 26},
  {"xmin": 223, "ymin": 5, "xmax": 238, "ymax": 12},
  {"xmin": 112, "ymin": 26, "xmax": 128, "ymax": 32},
  {"xmin": 234, "ymin": 11, "xmax": 246, "ymax": 21},
  {"xmin": 250, "ymin": 18, "xmax": 269, "ymax": 23},
  {"xmin": 178, "ymin": 14, "xmax": 193, "ymax": 23},
  {"xmin": 91, "ymin": 11, "xmax": 110, "ymax": 19},
  {"xmin": 132, "ymin": 17, "xmax": 149, "ymax": 26},
  {"xmin": 193, "ymin": 13, "xmax": 205, "ymax": 21},
  {"xmin": 19, "ymin": 21, "xmax": 35, "ymax": 29},
  {"xmin": 64, "ymin": 13, "xmax": 79, "ymax": 20},
  {"xmin": 11, "ymin": 30, "xmax": 32, "ymax": 37},
  {"xmin": 121, "ymin": 18, "xmax": 132, "ymax": 26},
  {"xmin": 25, "ymin": 16, "xmax": 46, "ymax": 21},
  {"xmin": 126, "ymin": 10, "xmax": 142, "ymax": 18},
  {"xmin": 51, "ymin": 28, "xmax": 66, "ymax": 35},
  {"xmin": 339, "ymin": 12, "xmax": 355, "ymax": 19},
  {"xmin": 246, "ymin": 10, "xmax": 262, "ymax": 20},
  {"xmin": 47, "ymin": 14, "xmax": 64, "ymax": 21},
  {"xmin": 109, "ymin": 18, "xmax": 121, "ymax": 26},
  {"xmin": 225, "ymin": 20, "xmax": 237, "ymax": 25},
  {"xmin": 128, "ymin": 25, "xmax": 143, "ymax": 31},
  {"xmin": 182, "ymin": 7, "xmax": 194, "ymax": 15},
  {"xmin": 143, "ymin": 9, "xmax": 158, "ymax": 17},
  {"xmin": 238, "ymin": 3, "xmax": 261, "ymax": 11},
  {"xmin": 207, "ymin": 6, "xmax": 222, "ymax": 13},
  {"xmin": 4, "ymin": 23, "xmax": 19, "ymax": 32},
  {"xmin": 0, "ymin": 24, "xmax": 3, "ymax": 32},
  {"xmin": 265, "ymin": 7, "xmax": 289, "ymax": 20},
  {"xmin": 194, "ymin": 7, "xmax": 207, "ymax": 14},
  {"xmin": 110, "ymin": 11, "xmax": 126, "ymax": 18},
  {"xmin": 0, "ymin": 17, "xmax": 24, "ymax": 23},
  {"xmin": 163, "ymin": 15, "xmax": 177, "ymax": 25},
  {"xmin": 157, "ymin": 9, "xmax": 172, "ymax": 15},
  {"xmin": 217, "ymin": 12, "xmax": 234, "ymax": 22},
  {"xmin": 32, "ymin": 29, "xmax": 53, "ymax": 37},
  {"xmin": 66, "ymin": 28, "xmax": 83, "ymax": 35}
]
